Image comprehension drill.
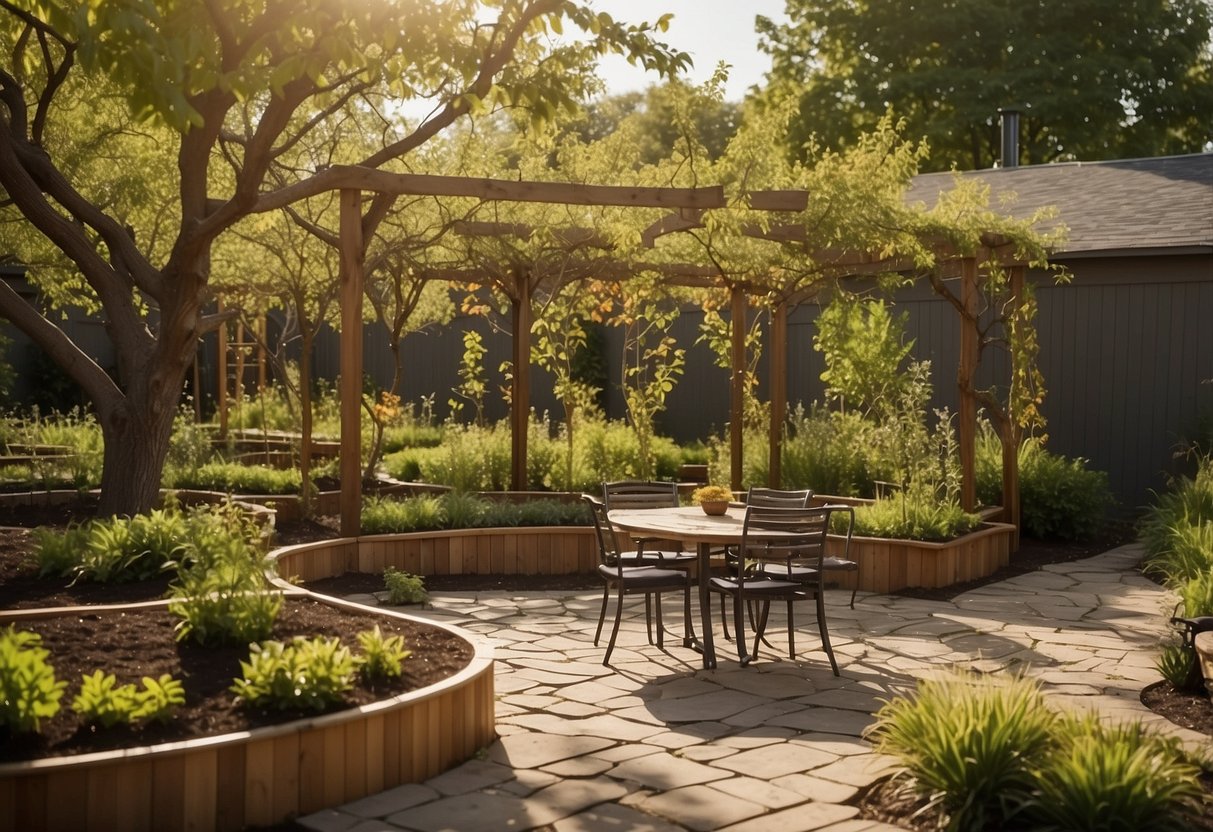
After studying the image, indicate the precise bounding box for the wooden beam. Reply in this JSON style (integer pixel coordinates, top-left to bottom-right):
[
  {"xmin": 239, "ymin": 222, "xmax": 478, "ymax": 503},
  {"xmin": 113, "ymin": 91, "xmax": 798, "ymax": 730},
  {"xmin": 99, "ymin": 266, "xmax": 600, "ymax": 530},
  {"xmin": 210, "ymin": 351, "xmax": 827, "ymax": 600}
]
[
  {"xmin": 730, "ymin": 286, "xmax": 746, "ymax": 493},
  {"xmin": 958, "ymin": 257, "xmax": 979, "ymax": 512},
  {"xmin": 256, "ymin": 167, "xmax": 728, "ymax": 213},
  {"xmin": 748, "ymin": 190, "xmax": 810, "ymax": 212},
  {"xmin": 768, "ymin": 302, "xmax": 788, "ymax": 489},
  {"xmin": 339, "ymin": 189, "xmax": 364, "ymax": 537},
  {"xmin": 641, "ymin": 209, "xmax": 705, "ymax": 247},
  {"xmin": 453, "ymin": 220, "xmax": 612, "ymax": 249},
  {"xmin": 511, "ymin": 273, "xmax": 532, "ymax": 491}
]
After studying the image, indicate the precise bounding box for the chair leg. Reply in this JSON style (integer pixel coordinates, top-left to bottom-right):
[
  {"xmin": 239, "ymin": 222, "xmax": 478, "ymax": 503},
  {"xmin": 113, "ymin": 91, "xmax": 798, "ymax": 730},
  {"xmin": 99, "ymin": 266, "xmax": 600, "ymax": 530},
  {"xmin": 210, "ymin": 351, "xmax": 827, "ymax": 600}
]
[
  {"xmin": 602, "ymin": 583, "xmax": 626, "ymax": 666},
  {"xmin": 644, "ymin": 593, "xmax": 654, "ymax": 645},
  {"xmin": 654, "ymin": 592, "xmax": 664, "ymax": 649},
  {"xmin": 683, "ymin": 583, "xmax": 694, "ymax": 642},
  {"xmin": 594, "ymin": 584, "xmax": 610, "ymax": 646},
  {"xmin": 816, "ymin": 590, "xmax": 840, "ymax": 676},
  {"xmin": 786, "ymin": 599, "xmax": 796, "ymax": 659},
  {"xmin": 734, "ymin": 594, "xmax": 751, "ymax": 666},
  {"xmin": 720, "ymin": 594, "xmax": 732, "ymax": 641},
  {"xmin": 750, "ymin": 600, "xmax": 771, "ymax": 664},
  {"xmin": 849, "ymin": 584, "xmax": 857, "ymax": 609}
]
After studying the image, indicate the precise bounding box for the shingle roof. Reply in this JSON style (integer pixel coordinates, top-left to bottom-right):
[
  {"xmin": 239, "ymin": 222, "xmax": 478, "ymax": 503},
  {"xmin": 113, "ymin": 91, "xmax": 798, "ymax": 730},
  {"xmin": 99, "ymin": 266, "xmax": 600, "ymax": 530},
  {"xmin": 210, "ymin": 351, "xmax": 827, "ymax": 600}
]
[{"xmin": 906, "ymin": 154, "xmax": 1213, "ymax": 256}]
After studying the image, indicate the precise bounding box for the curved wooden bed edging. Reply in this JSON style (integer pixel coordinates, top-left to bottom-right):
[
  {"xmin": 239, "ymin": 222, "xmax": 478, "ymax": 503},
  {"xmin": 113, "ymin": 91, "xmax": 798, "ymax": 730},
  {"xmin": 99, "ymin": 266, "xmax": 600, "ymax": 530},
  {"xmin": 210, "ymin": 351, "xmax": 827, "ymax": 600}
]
[
  {"xmin": 827, "ymin": 522, "xmax": 1016, "ymax": 593},
  {"xmin": 270, "ymin": 521, "xmax": 1014, "ymax": 595},
  {"xmin": 0, "ymin": 595, "xmax": 495, "ymax": 832},
  {"xmin": 271, "ymin": 526, "xmax": 600, "ymax": 584}
]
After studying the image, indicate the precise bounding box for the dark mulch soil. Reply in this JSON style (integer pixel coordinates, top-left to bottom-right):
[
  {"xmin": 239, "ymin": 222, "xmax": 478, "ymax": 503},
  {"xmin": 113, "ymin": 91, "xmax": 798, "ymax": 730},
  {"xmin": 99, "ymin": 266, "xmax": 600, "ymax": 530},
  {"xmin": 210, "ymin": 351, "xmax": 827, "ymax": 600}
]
[
  {"xmin": 1142, "ymin": 680, "xmax": 1213, "ymax": 736},
  {"xmin": 0, "ymin": 505, "xmax": 470, "ymax": 763},
  {"xmin": 1, "ymin": 598, "xmax": 472, "ymax": 763}
]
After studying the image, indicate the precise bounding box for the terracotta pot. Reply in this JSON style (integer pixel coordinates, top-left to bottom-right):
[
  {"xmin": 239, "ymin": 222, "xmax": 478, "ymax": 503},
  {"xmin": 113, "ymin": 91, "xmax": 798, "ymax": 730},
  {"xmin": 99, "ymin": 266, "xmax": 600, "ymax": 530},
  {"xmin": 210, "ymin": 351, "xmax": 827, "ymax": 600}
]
[{"xmin": 699, "ymin": 500, "xmax": 729, "ymax": 516}]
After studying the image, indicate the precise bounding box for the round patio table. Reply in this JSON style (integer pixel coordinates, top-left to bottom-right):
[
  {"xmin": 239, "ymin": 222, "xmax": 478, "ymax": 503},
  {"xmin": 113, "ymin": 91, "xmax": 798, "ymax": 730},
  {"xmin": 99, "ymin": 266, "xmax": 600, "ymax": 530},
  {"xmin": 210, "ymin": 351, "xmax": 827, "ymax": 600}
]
[{"xmin": 607, "ymin": 504, "xmax": 752, "ymax": 670}]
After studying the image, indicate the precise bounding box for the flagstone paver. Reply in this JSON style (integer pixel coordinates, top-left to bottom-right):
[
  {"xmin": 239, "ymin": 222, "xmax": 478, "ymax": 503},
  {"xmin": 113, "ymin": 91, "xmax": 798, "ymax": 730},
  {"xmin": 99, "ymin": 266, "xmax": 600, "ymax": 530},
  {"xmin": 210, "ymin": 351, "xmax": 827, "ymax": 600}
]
[{"xmin": 296, "ymin": 543, "xmax": 1203, "ymax": 832}]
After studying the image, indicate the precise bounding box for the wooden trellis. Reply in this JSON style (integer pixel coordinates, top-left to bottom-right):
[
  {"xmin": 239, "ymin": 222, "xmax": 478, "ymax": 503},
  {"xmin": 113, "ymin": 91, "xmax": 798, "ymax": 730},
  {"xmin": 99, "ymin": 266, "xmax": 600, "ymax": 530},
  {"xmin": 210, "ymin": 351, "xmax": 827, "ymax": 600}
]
[{"xmin": 246, "ymin": 167, "xmax": 1037, "ymax": 539}]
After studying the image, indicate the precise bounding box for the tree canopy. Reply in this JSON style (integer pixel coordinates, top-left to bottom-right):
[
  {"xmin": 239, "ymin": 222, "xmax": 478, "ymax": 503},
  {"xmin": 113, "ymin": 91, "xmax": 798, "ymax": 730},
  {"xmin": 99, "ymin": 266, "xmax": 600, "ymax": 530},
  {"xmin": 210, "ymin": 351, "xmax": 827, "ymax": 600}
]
[
  {"xmin": 0, "ymin": 0, "xmax": 689, "ymax": 514},
  {"xmin": 756, "ymin": 0, "xmax": 1213, "ymax": 170}
]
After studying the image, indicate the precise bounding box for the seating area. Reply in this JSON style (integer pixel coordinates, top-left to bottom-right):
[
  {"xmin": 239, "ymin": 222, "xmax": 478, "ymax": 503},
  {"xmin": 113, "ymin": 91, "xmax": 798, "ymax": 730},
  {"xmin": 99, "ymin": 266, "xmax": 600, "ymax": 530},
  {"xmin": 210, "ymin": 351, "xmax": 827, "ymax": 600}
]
[{"xmin": 299, "ymin": 540, "xmax": 1199, "ymax": 831}]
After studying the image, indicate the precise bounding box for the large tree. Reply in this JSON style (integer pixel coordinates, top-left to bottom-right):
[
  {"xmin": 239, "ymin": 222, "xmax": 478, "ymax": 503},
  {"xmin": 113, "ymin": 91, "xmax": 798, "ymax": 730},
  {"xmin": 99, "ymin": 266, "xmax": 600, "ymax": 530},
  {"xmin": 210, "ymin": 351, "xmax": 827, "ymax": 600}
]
[
  {"xmin": 756, "ymin": 0, "xmax": 1213, "ymax": 170},
  {"xmin": 0, "ymin": 0, "xmax": 687, "ymax": 515}
]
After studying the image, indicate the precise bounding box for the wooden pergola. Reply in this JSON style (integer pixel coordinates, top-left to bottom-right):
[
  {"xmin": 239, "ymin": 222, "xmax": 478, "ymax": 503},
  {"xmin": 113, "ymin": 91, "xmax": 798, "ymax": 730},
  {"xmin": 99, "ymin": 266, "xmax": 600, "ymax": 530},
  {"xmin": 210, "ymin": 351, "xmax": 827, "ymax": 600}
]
[{"xmin": 259, "ymin": 167, "xmax": 1030, "ymax": 539}]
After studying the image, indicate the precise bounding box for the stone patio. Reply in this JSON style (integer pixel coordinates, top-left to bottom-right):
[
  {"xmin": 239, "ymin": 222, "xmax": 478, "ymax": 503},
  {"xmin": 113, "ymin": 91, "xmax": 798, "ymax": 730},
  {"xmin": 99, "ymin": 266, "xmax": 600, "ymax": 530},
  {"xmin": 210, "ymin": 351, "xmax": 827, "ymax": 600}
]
[{"xmin": 297, "ymin": 543, "xmax": 1201, "ymax": 832}]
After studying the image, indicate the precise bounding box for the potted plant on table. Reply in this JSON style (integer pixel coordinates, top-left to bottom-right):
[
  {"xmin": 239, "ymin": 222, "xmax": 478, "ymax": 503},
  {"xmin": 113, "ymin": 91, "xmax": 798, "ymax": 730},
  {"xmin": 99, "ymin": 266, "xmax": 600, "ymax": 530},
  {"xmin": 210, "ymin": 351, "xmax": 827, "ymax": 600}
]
[{"xmin": 692, "ymin": 485, "xmax": 733, "ymax": 516}]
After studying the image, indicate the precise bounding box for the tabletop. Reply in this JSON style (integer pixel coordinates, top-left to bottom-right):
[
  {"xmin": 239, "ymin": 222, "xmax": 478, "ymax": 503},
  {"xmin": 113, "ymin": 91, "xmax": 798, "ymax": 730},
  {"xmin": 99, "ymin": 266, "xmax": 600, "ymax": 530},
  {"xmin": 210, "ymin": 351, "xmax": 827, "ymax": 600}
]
[{"xmin": 607, "ymin": 505, "xmax": 751, "ymax": 545}]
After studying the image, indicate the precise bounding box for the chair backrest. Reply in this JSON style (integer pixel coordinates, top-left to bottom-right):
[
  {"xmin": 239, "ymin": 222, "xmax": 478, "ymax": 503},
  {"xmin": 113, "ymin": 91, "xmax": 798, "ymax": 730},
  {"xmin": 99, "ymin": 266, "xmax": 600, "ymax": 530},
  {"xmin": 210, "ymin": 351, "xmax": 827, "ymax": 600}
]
[
  {"xmin": 602, "ymin": 480, "xmax": 680, "ymax": 511},
  {"xmin": 746, "ymin": 486, "xmax": 813, "ymax": 509},
  {"xmin": 583, "ymin": 495, "xmax": 621, "ymax": 567},
  {"xmin": 739, "ymin": 504, "xmax": 833, "ymax": 585}
]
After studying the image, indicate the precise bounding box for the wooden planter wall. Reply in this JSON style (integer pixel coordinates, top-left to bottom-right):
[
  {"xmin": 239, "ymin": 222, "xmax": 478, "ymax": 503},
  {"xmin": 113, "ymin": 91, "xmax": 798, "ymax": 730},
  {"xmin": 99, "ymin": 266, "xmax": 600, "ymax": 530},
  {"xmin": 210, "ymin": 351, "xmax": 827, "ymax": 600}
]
[
  {"xmin": 273, "ymin": 527, "xmax": 599, "ymax": 584},
  {"xmin": 827, "ymin": 522, "xmax": 1015, "ymax": 594},
  {"xmin": 272, "ymin": 522, "xmax": 1013, "ymax": 596},
  {"xmin": 0, "ymin": 598, "xmax": 495, "ymax": 832}
]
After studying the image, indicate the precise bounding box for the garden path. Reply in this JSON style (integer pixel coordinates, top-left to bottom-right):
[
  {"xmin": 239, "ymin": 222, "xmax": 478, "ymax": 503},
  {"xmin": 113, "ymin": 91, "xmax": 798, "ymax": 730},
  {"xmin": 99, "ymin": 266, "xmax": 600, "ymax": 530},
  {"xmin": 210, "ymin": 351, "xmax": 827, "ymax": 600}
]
[{"xmin": 296, "ymin": 543, "xmax": 1199, "ymax": 832}]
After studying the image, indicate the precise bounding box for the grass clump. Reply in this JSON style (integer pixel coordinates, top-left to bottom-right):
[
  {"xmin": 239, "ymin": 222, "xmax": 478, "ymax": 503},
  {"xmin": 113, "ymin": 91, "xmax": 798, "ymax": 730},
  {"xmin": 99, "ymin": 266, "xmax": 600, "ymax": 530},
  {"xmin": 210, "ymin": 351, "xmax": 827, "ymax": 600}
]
[
  {"xmin": 873, "ymin": 671, "xmax": 1205, "ymax": 831},
  {"xmin": 844, "ymin": 492, "xmax": 980, "ymax": 541}
]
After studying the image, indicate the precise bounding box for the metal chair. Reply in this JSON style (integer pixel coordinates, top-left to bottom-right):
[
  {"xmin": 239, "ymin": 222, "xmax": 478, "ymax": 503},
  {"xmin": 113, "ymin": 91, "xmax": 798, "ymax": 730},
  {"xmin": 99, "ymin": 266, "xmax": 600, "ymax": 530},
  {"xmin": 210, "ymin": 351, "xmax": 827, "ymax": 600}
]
[
  {"xmin": 708, "ymin": 504, "xmax": 841, "ymax": 673},
  {"xmin": 583, "ymin": 495, "xmax": 694, "ymax": 666},
  {"xmin": 602, "ymin": 480, "xmax": 696, "ymax": 567},
  {"xmin": 746, "ymin": 489, "xmax": 860, "ymax": 609}
]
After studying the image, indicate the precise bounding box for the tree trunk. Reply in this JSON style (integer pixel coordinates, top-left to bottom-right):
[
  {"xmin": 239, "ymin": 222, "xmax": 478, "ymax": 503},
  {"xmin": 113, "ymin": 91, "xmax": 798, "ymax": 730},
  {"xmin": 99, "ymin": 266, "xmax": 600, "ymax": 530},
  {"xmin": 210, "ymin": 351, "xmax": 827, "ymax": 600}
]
[
  {"xmin": 96, "ymin": 393, "xmax": 177, "ymax": 517},
  {"xmin": 299, "ymin": 330, "xmax": 315, "ymax": 518}
]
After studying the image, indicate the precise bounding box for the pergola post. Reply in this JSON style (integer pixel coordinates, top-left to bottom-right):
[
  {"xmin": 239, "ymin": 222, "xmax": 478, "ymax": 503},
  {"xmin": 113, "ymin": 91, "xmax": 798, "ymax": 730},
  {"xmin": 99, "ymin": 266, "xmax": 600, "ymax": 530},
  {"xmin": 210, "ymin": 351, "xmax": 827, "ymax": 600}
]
[
  {"xmin": 730, "ymin": 286, "xmax": 745, "ymax": 493},
  {"xmin": 511, "ymin": 272, "xmax": 531, "ymax": 492},
  {"xmin": 958, "ymin": 257, "xmax": 979, "ymax": 512},
  {"xmin": 217, "ymin": 298, "xmax": 228, "ymax": 439},
  {"xmin": 768, "ymin": 301, "xmax": 788, "ymax": 489},
  {"xmin": 1002, "ymin": 265, "xmax": 1025, "ymax": 548},
  {"xmin": 339, "ymin": 189, "xmax": 364, "ymax": 537}
]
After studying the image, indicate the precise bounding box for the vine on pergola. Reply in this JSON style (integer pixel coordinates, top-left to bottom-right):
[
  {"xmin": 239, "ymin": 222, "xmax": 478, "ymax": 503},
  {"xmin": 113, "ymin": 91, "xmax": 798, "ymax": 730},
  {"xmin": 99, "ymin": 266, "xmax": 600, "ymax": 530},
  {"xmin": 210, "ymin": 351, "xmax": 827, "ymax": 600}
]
[{"xmin": 232, "ymin": 87, "xmax": 1060, "ymax": 538}]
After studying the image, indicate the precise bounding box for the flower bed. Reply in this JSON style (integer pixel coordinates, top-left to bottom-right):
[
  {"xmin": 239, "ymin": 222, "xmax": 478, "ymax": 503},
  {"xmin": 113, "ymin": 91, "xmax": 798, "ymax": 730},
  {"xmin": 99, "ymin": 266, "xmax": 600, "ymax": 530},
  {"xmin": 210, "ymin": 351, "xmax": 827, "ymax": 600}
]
[{"xmin": 0, "ymin": 595, "xmax": 495, "ymax": 832}]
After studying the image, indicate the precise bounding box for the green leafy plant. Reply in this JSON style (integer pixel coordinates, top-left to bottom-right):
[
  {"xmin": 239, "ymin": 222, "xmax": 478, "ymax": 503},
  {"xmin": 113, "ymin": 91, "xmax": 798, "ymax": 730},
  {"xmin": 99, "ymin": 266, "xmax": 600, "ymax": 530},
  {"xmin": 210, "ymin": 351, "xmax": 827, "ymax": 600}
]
[
  {"xmin": 169, "ymin": 461, "xmax": 303, "ymax": 495},
  {"xmin": 873, "ymin": 673, "xmax": 1055, "ymax": 830},
  {"xmin": 0, "ymin": 626, "xmax": 65, "ymax": 733},
  {"xmin": 1156, "ymin": 641, "xmax": 1201, "ymax": 693},
  {"xmin": 361, "ymin": 494, "xmax": 445, "ymax": 534},
  {"xmin": 383, "ymin": 567, "xmax": 428, "ymax": 605},
  {"xmin": 70, "ymin": 671, "xmax": 185, "ymax": 728},
  {"xmin": 168, "ymin": 511, "xmax": 281, "ymax": 646},
  {"xmin": 845, "ymin": 492, "xmax": 981, "ymax": 541},
  {"xmin": 1024, "ymin": 717, "xmax": 1202, "ymax": 832},
  {"xmin": 356, "ymin": 626, "xmax": 412, "ymax": 680},
  {"xmin": 231, "ymin": 637, "xmax": 357, "ymax": 712},
  {"xmin": 977, "ymin": 425, "xmax": 1113, "ymax": 541}
]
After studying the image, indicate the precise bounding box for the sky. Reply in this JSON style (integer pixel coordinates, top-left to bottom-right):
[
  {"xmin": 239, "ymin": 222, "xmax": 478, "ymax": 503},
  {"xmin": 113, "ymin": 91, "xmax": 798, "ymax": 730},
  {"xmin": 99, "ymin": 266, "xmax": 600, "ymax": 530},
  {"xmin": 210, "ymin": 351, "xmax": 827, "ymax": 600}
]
[{"xmin": 588, "ymin": 0, "xmax": 789, "ymax": 101}]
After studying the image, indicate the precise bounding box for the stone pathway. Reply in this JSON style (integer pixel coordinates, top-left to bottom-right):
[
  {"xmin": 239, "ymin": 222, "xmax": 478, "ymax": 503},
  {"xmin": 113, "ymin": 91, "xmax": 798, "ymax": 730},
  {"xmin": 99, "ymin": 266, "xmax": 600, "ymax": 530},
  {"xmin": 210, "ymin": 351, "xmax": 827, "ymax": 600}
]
[{"xmin": 297, "ymin": 544, "xmax": 1201, "ymax": 832}]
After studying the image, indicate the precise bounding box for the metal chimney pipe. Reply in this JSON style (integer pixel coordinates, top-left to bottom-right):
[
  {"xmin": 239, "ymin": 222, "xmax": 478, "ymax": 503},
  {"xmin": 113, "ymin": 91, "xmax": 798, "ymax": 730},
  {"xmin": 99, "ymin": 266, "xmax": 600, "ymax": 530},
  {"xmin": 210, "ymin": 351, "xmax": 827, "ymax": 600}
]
[{"xmin": 999, "ymin": 108, "xmax": 1020, "ymax": 168}]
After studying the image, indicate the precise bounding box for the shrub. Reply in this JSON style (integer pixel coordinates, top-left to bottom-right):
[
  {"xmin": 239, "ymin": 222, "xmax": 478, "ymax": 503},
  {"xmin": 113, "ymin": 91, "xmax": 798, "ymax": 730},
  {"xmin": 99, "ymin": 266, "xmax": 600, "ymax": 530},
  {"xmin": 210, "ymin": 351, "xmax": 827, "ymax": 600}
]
[
  {"xmin": 35, "ymin": 507, "xmax": 189, "ymax": 583},
  {"xmin": 356, "ymin": 626, "xmax": 412, "ymax": 679},
  {"xmin": 441, "ymin": 491, "xmax": 488, "ymax": 529},
  {"xmin": 0, "ymin": 626, "xmax": 65, "ymax": 733},
  {"xmin": 169, "ymin": 461, "xmax": 302, "ymax": 495},
  {"xmin": 873, "ymin": 673, "xmax": 1055, "ymax": 830},
  {"xmin": 1178, "ymin": 569, "xmax": 1213, "ymax": 618},
  {"xmin": 1156, "ymin": 641, "xmax": 1200, "ymax": 692},
  {"xmin": 231, "ymin": 636, "xmax": 358, "ymax": 712},
  {"xmin": 1139, "ymin": 456, "xmax": 1213, "ymax": 563},
  {"xmin": 845, "ymin": 492, "xmax": 981, "ymax": 541},
  {"xmin": 168, "ymin": 511, "xmax": 281, "ymax": 646},
  {"xmin": 1142, "ymin": 521, "xmax": 1213, "ymax": 585},
  {"xmin": 1025, "ymin": 717, "xmax": 1202, "ymax": 832},
  {"xmin": 775, "ymin": 405, "xmax": 876, "ymax": 497},
  {"xmin": 383, "ymin": 567, "xmax": 428, "ymax": 605},
  {"xmin": 382, "ymin": 448, "xmax": 423, "ymax": 482},
  {"xmin": 976, "ymin": 428, "xmax": 1112, "ymax": 541},
  {"xmin": 361, "ymin": 495, "xmax": 445, "ymax": 534},
  {"xmin": 70, "ymin": 671, "xmax": 185, "ymax": 728}
]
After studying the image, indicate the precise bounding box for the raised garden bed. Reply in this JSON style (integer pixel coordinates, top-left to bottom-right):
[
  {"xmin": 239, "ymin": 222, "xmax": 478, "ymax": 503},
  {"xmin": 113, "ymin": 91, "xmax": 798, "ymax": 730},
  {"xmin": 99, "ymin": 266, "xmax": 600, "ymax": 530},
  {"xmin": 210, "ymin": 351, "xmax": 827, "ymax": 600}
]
[{"xmin": 828, "ymin": 522, "xmax": 1015, "ymax": 593}]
